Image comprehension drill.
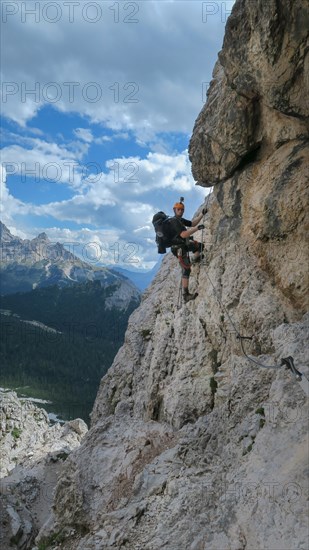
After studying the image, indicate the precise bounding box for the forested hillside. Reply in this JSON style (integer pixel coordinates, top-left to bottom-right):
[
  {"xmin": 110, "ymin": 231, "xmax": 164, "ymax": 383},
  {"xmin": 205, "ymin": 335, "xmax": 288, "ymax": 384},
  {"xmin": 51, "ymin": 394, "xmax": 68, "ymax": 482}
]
[{"xmin": 0, "ymin": 281, "xmax": 140, "ymax": 421}]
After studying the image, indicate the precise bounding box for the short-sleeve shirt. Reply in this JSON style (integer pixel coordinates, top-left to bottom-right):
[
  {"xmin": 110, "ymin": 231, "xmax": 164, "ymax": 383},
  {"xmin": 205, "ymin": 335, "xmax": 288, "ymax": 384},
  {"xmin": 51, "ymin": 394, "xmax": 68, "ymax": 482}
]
[
  {"xmin": 169, "ymin": 216, "xmax": 192, "ymax": 243},
  {"xmin": 179, "ymin": 217, "xmax": 192, "ymax": 229}
]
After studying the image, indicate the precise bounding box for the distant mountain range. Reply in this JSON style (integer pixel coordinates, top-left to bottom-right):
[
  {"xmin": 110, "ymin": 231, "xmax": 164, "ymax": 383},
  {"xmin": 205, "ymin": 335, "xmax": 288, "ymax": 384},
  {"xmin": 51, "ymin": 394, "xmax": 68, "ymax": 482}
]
[
  {"xmin": 0, "ymin": 221, "xmax": 140, "ymax": 306},
  {"xmin": 112, "ymin": 261, "xmax": 162, "ymax": 291},
  {"xmin": 0, "ymin": 221, "xmax": 141, "ymax": 421}
]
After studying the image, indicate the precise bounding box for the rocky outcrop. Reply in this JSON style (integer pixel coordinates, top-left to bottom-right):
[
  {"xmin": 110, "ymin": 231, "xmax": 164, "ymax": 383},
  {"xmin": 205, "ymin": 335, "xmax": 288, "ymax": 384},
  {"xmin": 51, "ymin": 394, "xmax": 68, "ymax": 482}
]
[
  {"xmin": 0, "ymin": 221, "xmax": 76, "ymax": 267},
  {"xmin": 0, "ymin": 391, "xmax": 87, "ymax": 548},
  {"xmin": 0, "ymin": 390, "xmax": 88, "ymax": 478},
  {"xmin": 36, "ymin": 290, "xmax": 309, "ymax": 549},
  {"xmin": 189, "ymin": 0, "xmax": 309, "ymax": 185},
  {"xmin": 26, "ymin": 1, "xmax": 309, "ymax": 548}
]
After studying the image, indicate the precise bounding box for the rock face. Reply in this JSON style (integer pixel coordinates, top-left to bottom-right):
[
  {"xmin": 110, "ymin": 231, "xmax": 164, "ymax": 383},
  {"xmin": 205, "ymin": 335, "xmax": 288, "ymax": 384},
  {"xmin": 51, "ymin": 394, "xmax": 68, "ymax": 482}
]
[
  {"xmin": 28, "ymin": 1, "xmax": 309, "ymax": 548},
  {"xmin": 0, "ymin": 391, "xmax": 88, "ymax": 548},
  {"xmin": 189, "ymin": 0, "xmax": 309, "ymax": 185},
  {"xmin": 0, "ymin": 391, "xmax": 88, "ymax": 478}
]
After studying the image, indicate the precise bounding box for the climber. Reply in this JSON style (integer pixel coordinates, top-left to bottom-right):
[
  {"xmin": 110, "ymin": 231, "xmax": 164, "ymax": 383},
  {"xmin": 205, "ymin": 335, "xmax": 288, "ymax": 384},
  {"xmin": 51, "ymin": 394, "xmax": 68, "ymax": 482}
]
[{"xmin": 170, "ymin": 201, "xmax": 207, "ymax": 303}]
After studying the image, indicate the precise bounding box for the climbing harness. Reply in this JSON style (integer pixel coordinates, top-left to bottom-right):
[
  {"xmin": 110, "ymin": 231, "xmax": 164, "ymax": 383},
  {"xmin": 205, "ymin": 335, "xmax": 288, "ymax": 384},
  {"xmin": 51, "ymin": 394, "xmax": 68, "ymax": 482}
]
[{"xmin": 177, "ymin": 247, "xmax": 191, "ymax": 270}]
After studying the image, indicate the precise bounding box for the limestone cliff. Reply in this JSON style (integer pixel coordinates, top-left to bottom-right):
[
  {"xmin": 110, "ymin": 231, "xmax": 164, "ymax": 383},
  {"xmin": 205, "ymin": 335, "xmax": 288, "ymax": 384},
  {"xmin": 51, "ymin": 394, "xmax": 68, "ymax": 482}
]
[
  {"xmin": 0, "ymin": 391, "xmax": 87, "ymax": 548},
  {"xmin": 28, "ymin": 0, "xmax": 309, "ymax": 548}
]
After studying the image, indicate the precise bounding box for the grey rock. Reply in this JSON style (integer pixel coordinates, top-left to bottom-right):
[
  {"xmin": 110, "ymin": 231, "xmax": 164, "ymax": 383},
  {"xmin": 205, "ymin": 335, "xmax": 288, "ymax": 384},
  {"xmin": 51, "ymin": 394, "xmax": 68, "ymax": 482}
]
[
  {"xmin": 189, "ymin": 0, "xmax": 308, "ymax": 186},
  {"xmin": 0, "ymin": 391, "xmax": 88, "ymax": 549},
  {"xmin": 11, "ymin": 1, "xmax": 309, "ymax": 549}
]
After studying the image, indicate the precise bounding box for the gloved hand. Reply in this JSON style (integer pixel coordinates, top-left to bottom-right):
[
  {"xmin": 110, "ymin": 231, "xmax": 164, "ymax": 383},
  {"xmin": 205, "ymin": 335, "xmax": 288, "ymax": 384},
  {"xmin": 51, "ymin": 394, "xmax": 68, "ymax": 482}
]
[
  {"xmin": 198, "ymin": 224, "xmax": 205, "ymax": 230},
  {"xmin": 202, "ymin": 207, "xmax": 208, "ymax": 215}
]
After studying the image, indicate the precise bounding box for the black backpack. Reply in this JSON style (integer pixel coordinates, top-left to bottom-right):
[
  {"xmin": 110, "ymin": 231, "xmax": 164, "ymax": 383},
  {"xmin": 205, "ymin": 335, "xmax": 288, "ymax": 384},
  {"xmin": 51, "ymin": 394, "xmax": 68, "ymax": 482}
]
[{"xmin": 152, "ymin": 212, "xmax": 183, "ymax": 254}]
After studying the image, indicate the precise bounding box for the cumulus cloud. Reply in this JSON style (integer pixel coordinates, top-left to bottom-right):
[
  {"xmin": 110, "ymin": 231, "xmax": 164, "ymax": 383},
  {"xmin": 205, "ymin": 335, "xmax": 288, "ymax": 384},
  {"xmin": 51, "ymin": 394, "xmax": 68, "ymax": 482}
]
[
  {"xmin": 35, "ymin": 225, "xmax": 140, "ymax": 268},
  {"xmin": 1, "ymin": 0, "xmax": 234, "ymax": 137},
  {"xmin": 1, "ymin": 0, "xmax": 225, "ymax": 266},
  {"xmin": 0, "ymin": 164, "xmax": 31, "ymax": 225},
  {"xmin": 73, "ymin": 128, "xmax": 93, "ymax": 143},
  {"xmin": 1, "ymin": 137, "xmax": 90, "ymax": 189},
  {"xmin": 20, "ymin": 149, "xmax": 197, "ymax": 222},
  {"xmin": 30, "ymin": 149, "xmax": 201, "ymax": 219},
  {"xmin": 1, "ymin": 148, "xmax": 208, "ymax": 265}
]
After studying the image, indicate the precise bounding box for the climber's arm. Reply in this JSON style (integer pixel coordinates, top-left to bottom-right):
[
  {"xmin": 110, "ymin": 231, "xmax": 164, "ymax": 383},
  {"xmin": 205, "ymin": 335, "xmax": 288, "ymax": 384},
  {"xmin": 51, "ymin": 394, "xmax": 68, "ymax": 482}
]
[
  {"xmin": 180, "ymin": 225, "xmax": 203, "ymax": 239},
  {"xmin": 191, "ymin": 212, "xmax": 204, "ymax": 227}
]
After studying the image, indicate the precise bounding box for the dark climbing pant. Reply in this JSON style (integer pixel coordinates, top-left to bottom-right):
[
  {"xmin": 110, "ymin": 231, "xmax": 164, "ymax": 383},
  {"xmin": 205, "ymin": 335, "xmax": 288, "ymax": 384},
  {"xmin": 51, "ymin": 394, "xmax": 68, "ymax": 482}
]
[{"xmin": 172, "ymin": 241, "xmax": 204, "ymax": 279}]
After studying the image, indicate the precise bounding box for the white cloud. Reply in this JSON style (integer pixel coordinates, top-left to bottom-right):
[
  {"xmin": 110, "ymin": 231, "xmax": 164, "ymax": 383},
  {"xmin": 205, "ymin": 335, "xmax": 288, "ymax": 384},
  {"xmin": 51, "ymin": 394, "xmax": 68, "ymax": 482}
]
[
  {"xmin": 94, "ymin": 135, "xmax": 112, "ymax": 144},
  {"xmin": 1, "ymin": 1, "xmax": 233, "ymax": 139},
  {"xmin": 1, "ymin": 145, "xmax": 197, "ymax": 209},
  {"xmin": 73, "ymin": 128, "xmax": 93, "ymax": 143},
  {"xmin": 25, "ymin": 224, "xmax": 148, "ymax": 269},
  {"xmin": 1, "ymin": 0, "xmax": 225, "ymax": 266},
  {"xmin": 1, "ymin": 138, "xmax": 90, "ymax": 189},
  {"xmin": 0, "ymin": 164, "xmax": 31, "ymax": 225},
  {"xmin": 1, "ymin": 148, "xmax": 208, "ymax": 265}
]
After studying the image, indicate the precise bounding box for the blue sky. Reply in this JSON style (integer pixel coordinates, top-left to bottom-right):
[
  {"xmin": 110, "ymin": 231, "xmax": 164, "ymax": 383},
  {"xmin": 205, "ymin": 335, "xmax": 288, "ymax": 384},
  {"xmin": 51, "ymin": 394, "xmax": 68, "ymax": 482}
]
[{"xmin": 1, "ymin": 0, "xmax": 235, "ymax": 269}]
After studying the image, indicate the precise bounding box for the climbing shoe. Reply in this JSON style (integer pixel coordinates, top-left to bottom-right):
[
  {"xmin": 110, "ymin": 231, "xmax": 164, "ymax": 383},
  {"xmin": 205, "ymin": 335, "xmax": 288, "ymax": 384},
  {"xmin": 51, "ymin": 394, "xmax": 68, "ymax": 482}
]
[{"xmin": 183, "ymin": 291, "xmax": 198, "ymax": 303}]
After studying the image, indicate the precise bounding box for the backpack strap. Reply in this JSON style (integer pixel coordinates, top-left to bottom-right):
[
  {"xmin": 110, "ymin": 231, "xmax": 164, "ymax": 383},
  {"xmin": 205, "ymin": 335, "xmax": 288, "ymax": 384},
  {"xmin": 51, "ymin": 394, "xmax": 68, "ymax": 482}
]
[{"xmin": 167, "ymin": 217, "xmax": 185, "ymax": 241}]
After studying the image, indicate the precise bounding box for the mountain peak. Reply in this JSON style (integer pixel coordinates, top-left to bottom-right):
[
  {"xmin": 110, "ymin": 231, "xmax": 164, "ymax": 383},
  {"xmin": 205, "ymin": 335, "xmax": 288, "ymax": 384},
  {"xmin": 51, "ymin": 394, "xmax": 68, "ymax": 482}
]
[
  {"xmin": 35, "ymin": 232, "xmax": 49, "ymax": 242},
  {"xmin": 0, "ymin": 221, "xmax": 18, "ymax": 243},
  {"xmin": 0, "ymin": 220, "xmax": 141, "ymax": 297}
]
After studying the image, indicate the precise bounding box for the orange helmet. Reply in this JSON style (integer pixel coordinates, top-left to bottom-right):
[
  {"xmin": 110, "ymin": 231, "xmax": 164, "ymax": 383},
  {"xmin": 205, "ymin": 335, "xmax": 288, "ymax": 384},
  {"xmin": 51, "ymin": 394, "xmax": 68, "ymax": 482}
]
[{"xmin": 173, "ymin": 202, "xmax": 184, "ymax": 211}]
